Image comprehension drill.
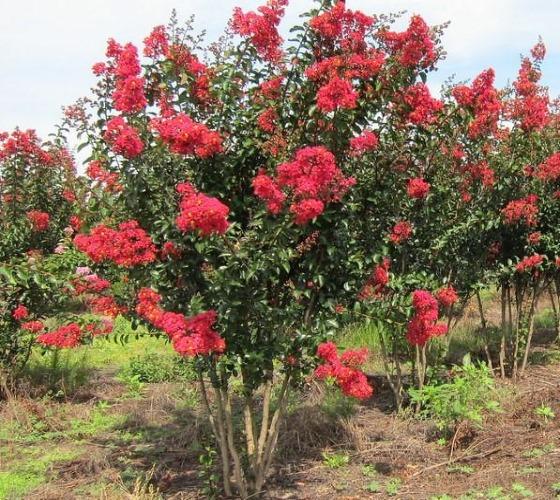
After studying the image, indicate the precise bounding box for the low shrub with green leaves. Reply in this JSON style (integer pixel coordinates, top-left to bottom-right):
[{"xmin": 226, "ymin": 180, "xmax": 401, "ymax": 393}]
[{"xmin": 409, "ymin": 361, "xmax": 500, "ymax": 433}]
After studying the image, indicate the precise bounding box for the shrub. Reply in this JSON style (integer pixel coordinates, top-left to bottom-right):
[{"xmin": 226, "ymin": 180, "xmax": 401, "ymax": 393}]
[{"xmin": 409, "ymin": 361, "xmax": 499, "ymax": 433}]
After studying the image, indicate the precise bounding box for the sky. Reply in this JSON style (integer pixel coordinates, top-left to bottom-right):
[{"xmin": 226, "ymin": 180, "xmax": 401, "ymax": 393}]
[{"xmin": 2, "ymin": 0, "xmax": 560, "ymax": 143}]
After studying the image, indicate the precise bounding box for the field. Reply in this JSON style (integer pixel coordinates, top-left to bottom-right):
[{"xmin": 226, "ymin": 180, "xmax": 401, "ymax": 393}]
[{"xmin": 2, "ymin": 299, "xmax": 560, "ymax": 499}]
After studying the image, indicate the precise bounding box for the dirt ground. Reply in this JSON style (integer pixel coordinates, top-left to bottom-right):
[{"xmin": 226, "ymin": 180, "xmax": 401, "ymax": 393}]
[{"xmin": 2, "ymin": 359, "xmax": 554, "ymax": 500}]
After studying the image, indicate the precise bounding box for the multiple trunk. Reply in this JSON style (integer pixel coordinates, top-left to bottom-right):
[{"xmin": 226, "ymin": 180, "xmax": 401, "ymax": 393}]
[{"xmin": 198, "ymin": 366, "xmax": 291, "ymax": 499}]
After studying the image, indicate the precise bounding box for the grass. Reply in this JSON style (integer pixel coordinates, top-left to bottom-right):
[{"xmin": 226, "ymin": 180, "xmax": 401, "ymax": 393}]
[{"xmin": 0, "ymin": 446, "xmax": 80, "ymax": 499}]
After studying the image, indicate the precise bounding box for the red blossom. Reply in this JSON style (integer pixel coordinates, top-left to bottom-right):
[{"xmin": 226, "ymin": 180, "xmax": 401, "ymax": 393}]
[
  {"xmin": 104, "ymin": 117, "xmax": 144, "ymax": 158},
  {"xmin": 350, "ymin": 131, "xmax": 379, "ymax": 156},
  {"xmin": 382, "ymin": 15, "xmax": 437, "ymax": 68},
  {"xmin": 143, "ymin": 25, "xmax": 169, "ymax": 58},
  {"xmin": 113, "ymin": 76, "xmax": 147, "ymax": 113},
  {"xmin": 176, "ymin": 182, "xmax": 230, "ymax": 236},
  {"xmin": 37, "ymin": 323, "xmax": 82, "ymax": 349},
  {"xmin": 407, "ymin": 178, "xmax": 430, "ymax": 199},
  {"xmin": 404, "ymin": 83, "xmax": 443, "ymax": 125},
  {"xmin": 74, "ymin": 220, "xmax": 157, "ymax": 267},
  {"xmin": 12, "ymin": 304, "xmax": 29, "ymax": 321},
  {"xmin": 315, "ymin": 341, "xmax": 373, "ymax": 400},
  {"xmin": 26, "ymin": 211, "xmax": 50, "ymax": 232},
  {"xmin": 502, "ymin": 195, "xmax": 539, "ymax": 226},
  {"xmin": 151, "ymin": 113, "xmax": 222, "ymax": 158},
  {"xmin": 231, "ymin": 0, "xmax": 288, "ymax": 62},
  {"xmin": 316, "ymin": 77, "xmax": 358, "ymax": 113},
  {"xmin": 516, "ymin": 254, "xmax": 544, "ymax": 272},
  {"xmin": 406, "ymin": 290, "xmax": 447, "ymax": 346},
  {"xmin": 252, "ymin": 171, "xmax": 286, "ymax": 214},
  {"xmin": 21, "ymin": 320, "xmax": 45, "ymax": 333},
  {"xmin": 436, "ymin": 286, "xmax": 459, "ymax": 308},
  {"xmin": 358, "ymin": 258, "xmax": 390, "ymax": 300},
  {"xmin": 389, "ymin": 221, "xmax": 412, "ymax": 244},
  {"xmin": 289, "ymin": 199, "xmax": 324, "ymax": 225}
]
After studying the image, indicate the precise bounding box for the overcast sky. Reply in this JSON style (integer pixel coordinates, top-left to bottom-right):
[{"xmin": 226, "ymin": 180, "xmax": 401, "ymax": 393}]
[{"xmin": 2, "ymin": 0, "xmax": 560, "ymax": 142}]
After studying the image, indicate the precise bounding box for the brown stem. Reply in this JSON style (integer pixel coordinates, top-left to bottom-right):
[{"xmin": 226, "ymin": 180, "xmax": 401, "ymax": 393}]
[
  {"xmin": 520, "ymin": 281, "xmax": 541, "ymax": 376},
  {"xmin": 198, "ymin": 373, "xmax": 232, "ymax": 497},
  {"xmin": 476, "ymin": 291, "xmax": 494, "ymax": 373},
  {"xmin": 499, "ymin": 285, "xmax": 507, "ymax": 378}
]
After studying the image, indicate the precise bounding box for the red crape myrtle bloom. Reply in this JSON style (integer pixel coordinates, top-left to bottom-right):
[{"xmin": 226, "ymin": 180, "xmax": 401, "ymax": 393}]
[
  {"xmin": 26, "ymin": 210, "xmax": 50, "ymax": 232},
  {"xmin": 407, "ymin": 178, "xmax": 430, "ymax": 199},
  {"xmin": 389, "ymin": 220, "xmax": 412, "ymax": 244},
  {"xmin": 252, "ymin": 170, "xmax": 286, "ymax": 214},
  {"xmin": 254, "ymin": 146, "xmax": 355, "ymax": 225},
  {"xmin": 21, "ymin": 320, "xmax": 45, "ymax": 333},
  {"xmin": 151, "ymin": 113, "xmax": 223, "ymax": 158},
  {"xmin": 436, "ymin": 286, "xmax": 459, "ymax": 309},
  {"xmin": 381, "ymin": 15, "xmax": 437, "ymax": 69},
  {"xmin": 0, "ymin": 129, "xmax": 53, "ymax": 164},
  {"xmin": 527, "ymin": 231, "xmax": 542, "ymax": 245},
  {"xmin": 516, "ymin": 254, "xmax": 544, "ymax": 272},
  {"xmin": 12, "ymin": 304, "xmax": 29, "ymax": 321},
  {"xmin": 136, "ymin": 288, "xmax": 225, "ymax": 357},
  {"xmin": 315, "ymin": 341, "xmax": 373, "ymax": 400},
  {"xmin": 74, "ymin": 220, "xmax": 157, "ymax": 267},
  {"xmin": 349, "ymin": 131, "xmax": 378, "ymax": 156},
  {"xmin": 452, "ymin": 69, "xmax": 501, "ymax": 138},
  {"xmin": 316, "ymin": 77, "xmax": 358, "ymax": 113},
  {"xmin": 309, "ymin": 1, "xmax": 375, "ymax": 53},
  {"xmin": 502, "ymin": 195, "xmax": 539, "ymax": 226},
  {"xmin": 358, "ymin": 258, "xmax": 390, "ymax": 300},
  {"xmin": 176, "ymin": 182, "xmax": 230, "ymax": 236},
  {"xmin": 231, "ymin": 0, "xmax": 288, "ymax": 63},
  {"xmin": 535, "ymin": 152, "xmax": 560, "ymax": 181},
  {"xmin": 104, "ymin": 117, "xmax": 144, "ymax": 158},
  {"xmin": 403, "ymin": 83, "xmax": 443, "ymax": 125},
  {"xmin": 37, "ymin": 323, "xmax": 82, "ymax": 349},
  {"xmin": 406, "ymin": 290, "xmax": 448, "ymax": 346}
]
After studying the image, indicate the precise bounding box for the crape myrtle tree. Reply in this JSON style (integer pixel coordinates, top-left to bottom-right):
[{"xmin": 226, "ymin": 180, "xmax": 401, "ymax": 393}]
[
  {"xmin": 61, "ymin": 1, "xmax": 412, "ymax": 496},
  {"xmin": 0, "ymin": 130, "xmax": 83, "ymax": 385}
]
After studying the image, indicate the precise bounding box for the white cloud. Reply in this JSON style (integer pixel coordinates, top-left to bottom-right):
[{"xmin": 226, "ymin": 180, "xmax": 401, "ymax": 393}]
[{"xmin": 1, "ymin": 0, "xmax": 559, "ymax": 140}]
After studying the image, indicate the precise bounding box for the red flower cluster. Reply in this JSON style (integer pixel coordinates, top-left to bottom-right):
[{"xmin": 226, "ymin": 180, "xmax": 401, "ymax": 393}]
[
  {"xmin": 252, "ymin": 170, "xmax": 286, "ymax": 214},
  {"xmin": 254, "ymin": 146, "xmax": 355, "ymax": 225},
  {"xmin": 231, "ymin": 0, "xmax": 288, "ymax": 62},
  {"xmin": 151, "ymin": 113, "xmax": 222, "ymax": 158},
  {"xmin": 72, "ymin": 274, "xmax": 111, "ymax": 295},
  {"xmin": 382, "ymin": 15, "xmax": 437, "ymax": 68},
  {"xmin": 85, "ymin": 319, "xmax": 114, "ymax": 337},
  {"xmin": 527, "ymin": 231, "xmax": 542, "ymax": 245},
  {"xmin": 136, "ymin": 288, "xmax": 225, "ymax": 357},
  {"xmin": 88, "ymin": 295, "xmax": 128, "ymax": 318},
  {"xmin": 98, "ymin": 40, "xmax": 147, "ymax": 113},
  {"xmin": 315, "ymin": 341, "xmax": 373, "ymax": 400},
  {"xmin": 389, "ymin": 221, "xmax": 412, "ymax": 244},
  {"xmin": 74, "ymin": 220, "xmax": 156, "ymax": 267},
  {"xmin": 358, "ymin": 258, "xmax": 390, "ymax": 300},
  {"xmin": 104, "ymin": 117, "xmax": 144, "ymax": 158},
  {"xmin": 37, "ymin": 323, "xmax": 82, "ymax": 349},
  {"xmin": 143, "ymin": 25, "xmax": 169, "ymax": 58},
  {"xmin": 12, "ymin": 304, "xmax": 29, "ymax": 321},
  {"xmin": 407, "ymin": 178, "xmax": 430, "ymax": 199},
  {"xmin": 452, "ymin": 69, "xmax": 501, "ymax": 138},
  {"xmin": 176, "ymin": 182, "xmax": 230, "ymax": 236},
  {"xmin": 26, "ymin": 210, "xmax": 50, "ymax": 232},
  {"xmin": 316, "ymin": 77, "xmax": 358, "ymax": 113},
  {"xmin": 535, "ymin": 152, "xmax": 560, "ymax": 181},
  {"xmin": 516, "ymin": 254, "xmax": 544, "ymax": 272},
  {"xmin": 21, "ymin": 320, "xmax": 45, "ymax": 333},
  {"xmin": 406, "ymin": 290, "xmax": 447, "ymax": 346},
  {"xmin": 436, "ymin": 286, "xmax": 459, "ymax": 308},
  {"xmin": 161, "ymin": 241, "xmax": 182, "ymax": 260},
  {"xmin": 510, "ymin": 57, "xmax": 549, "ymax": 131},
  {"xmin": 86, "ymin": 160, "xmax": 122, "ymax": 192},
  {"xmin": 502, "ymin": 195, "xmax": 539, "ymax": 226},
  {"xmin": 349, "ymin": 131, "xmax": 379, "ymax": 157},
  {"xmin": 309, "ymin": 1, "xmax": 375, "ymax": 53},
  {"xmin": 0, "ymin": 129, "xmax": 52, "ymax": 164},
  {"xmin": 404, "ymin": 83, "xmax": 443, "ymax": 125},
  {"xmin": 257, "ymin": 107, "xmax": 278, "ymax": 134}
]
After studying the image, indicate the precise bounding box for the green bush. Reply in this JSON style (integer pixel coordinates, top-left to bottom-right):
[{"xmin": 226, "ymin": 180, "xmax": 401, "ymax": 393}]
[
  {"xmin": 121, "ymin": 353, "xmax": 195, "ymax": 384},
  {"xmin": 409, "ymin": 361, "xmax": 499, "ymax": 433}
]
